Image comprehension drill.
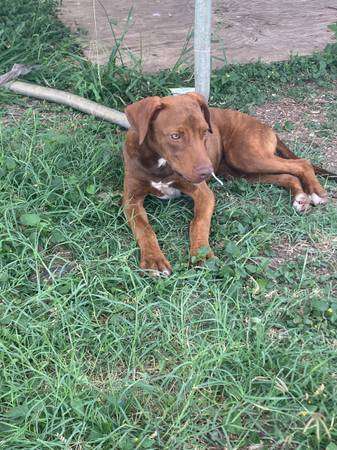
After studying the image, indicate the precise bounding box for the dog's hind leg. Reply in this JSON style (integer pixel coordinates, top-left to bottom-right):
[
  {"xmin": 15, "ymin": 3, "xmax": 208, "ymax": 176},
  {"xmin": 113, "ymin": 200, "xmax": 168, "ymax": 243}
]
[
  {"xmin": 245, "ymin": 173, "xmax": 311, "ymax": 212},
  {"xmin": 226, "ymin": 142, "xmax": 328, "ymax": 206}
]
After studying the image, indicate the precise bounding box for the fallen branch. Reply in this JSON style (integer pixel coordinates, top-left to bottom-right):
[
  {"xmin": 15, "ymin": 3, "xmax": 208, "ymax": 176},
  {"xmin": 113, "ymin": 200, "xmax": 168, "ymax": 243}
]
[
  {"xmin": 0, "ymin": 64, "xmax": 39, "ymax": 85},
  {"xmin": 1, "ymin": 64, "xmax": 130, "ymax": 129}
]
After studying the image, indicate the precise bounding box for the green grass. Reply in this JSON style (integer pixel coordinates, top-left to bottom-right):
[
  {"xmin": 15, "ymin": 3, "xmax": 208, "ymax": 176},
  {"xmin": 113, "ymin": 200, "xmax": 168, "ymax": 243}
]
[{"xmin": 1, "ymin": 1, "xmax": 337, "ymax": 449}]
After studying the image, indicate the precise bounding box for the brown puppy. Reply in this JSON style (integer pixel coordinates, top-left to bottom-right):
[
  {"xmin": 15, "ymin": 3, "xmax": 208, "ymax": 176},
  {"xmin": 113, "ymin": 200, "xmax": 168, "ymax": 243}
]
[{"xmin": 123, "ymin": 93, "xmax": 330, "ymax": 276}]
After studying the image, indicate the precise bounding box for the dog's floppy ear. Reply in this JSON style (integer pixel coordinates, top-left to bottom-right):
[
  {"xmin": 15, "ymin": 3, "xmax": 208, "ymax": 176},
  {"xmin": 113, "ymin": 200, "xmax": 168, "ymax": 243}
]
[
  {"xmin": 186, "ymin": 92, "xmax": 213, "ymax": 133},
  {"xmin": 125, "ymin": 96, "xmax": 163, "ymax": 145}
]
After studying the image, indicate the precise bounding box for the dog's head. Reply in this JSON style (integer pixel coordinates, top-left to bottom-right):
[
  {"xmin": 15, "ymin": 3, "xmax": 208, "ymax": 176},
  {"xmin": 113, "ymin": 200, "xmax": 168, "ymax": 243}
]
[{"xmin": 125, "ymin": 93, "xmax": 214, "ymax": 184}]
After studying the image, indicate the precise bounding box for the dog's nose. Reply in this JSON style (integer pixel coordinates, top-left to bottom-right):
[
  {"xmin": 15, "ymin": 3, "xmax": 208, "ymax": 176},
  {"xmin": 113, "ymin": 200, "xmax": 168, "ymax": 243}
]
[{"xmin": 195, "ymin": 164, "xmax": 213, "ymax": 180}]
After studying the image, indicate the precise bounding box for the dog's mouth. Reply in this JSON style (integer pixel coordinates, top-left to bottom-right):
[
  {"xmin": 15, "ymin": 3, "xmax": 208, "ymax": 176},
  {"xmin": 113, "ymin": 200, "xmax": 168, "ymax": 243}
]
[
  {"xmin": 162, "ymin": 161, "xmax": 208, "ymax": 184},
  {"xmin": 174, "ymin": 170, "xmax": 209, "ymax": 184},
  {"xmin": 174, "ymin": 170, "xmax": 199, "ymax": 184}
]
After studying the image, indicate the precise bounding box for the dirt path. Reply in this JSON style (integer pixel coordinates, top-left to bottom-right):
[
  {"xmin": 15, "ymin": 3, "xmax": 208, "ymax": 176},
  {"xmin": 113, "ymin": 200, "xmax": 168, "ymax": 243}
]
[{"xmin": 58, "ymin": 0, "xmax": 337, "ymax": 71}]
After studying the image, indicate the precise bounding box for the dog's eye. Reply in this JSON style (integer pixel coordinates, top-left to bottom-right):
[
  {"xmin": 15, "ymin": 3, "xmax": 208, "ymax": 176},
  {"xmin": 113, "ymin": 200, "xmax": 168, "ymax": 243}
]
[{"xmin": 170, "ymin": 132, "xmax": 181, "ymax": 140}]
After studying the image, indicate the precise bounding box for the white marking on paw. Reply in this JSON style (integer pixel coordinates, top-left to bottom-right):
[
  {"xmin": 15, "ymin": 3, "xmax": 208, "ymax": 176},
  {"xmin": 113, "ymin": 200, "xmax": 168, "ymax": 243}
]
[
  {"xmin": 157, "ymin": 157, "xmax": 167, "ymax": 168},
  {"xmin": 293, "ymin": 193, "xmax": 311, "ymax": 212},
  {"xmin": 310, "ymin": 192, "xmax": 328, "ymax": 206},
  {"xmin": 148, "ymin": 268, "xmax": 170, "ymax": 277},
  {"xmin": 151, "ymin": 180, "xmax": 181, "ymax": 200}
]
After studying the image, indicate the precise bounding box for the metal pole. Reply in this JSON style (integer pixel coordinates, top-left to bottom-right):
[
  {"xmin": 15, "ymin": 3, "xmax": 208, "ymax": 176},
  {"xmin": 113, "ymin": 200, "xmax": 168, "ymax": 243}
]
[{"xmin": 194, "ymin": 0, "xmax": 212, "ymax": 102}]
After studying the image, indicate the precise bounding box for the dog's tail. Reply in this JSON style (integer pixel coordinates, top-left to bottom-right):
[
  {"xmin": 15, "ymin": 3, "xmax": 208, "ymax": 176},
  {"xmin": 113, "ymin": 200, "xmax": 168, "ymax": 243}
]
[{"xmin": 276, "ymin": 136, "xmax": 337, "ymax": 179}]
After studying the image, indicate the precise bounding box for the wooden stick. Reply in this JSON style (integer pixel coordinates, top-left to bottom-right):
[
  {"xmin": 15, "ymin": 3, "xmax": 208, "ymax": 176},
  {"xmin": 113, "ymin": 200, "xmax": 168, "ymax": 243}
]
[
  {"xmin": 1, "ymin": 65, "xmax": 130, "ymax": 129},
  {"xmin": 0, "ymin": 64, "xmax": 39, "ymax": 85}
]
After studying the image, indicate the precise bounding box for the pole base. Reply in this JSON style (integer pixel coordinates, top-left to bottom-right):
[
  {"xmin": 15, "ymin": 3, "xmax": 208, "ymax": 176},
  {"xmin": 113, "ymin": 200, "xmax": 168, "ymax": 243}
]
[{"xmin": 169, "ymin": 87, "xmax": 195, "ymax": 96}]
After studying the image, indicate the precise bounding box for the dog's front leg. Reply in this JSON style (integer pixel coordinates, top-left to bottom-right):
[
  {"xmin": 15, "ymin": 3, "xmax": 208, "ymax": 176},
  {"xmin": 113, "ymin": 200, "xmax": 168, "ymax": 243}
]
[
  {"xmin": 123, "ymin": 191, "xmax": 172, "ymax": 276},
  {"xmin": 183, "ymin": 181, "xmax": 215, "ymax": 263}
]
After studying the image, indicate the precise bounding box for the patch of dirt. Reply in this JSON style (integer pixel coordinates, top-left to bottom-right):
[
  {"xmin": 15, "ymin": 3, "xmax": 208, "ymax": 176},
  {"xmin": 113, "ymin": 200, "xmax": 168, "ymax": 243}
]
[
  {"xmin": 270, "ymin": 237, "xmax": 337, "ymax": 278},
  {"xmin": 252, "ymin": 85, "xmax": 337, "ymax": 171},
  {"xmin": 58, "ymin": 0, "xmax": 337, "ymax": 71},
  {"xmin": 30, "ymin": 245, "xmax": 77, "ymax": 283},
  {"xmin": 1, "ymin": 102, "xmax": 36, "ymax": 126}
]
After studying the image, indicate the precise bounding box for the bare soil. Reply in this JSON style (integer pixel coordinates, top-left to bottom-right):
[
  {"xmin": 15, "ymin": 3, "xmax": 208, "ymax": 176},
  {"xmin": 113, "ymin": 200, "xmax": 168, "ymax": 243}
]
[
  {"xmin": 252, "ymin": 82, "xmax": 337, "ymax": 171},
  {"xmin": 270, "ymin": 238, "xmax": 337, "ymax": 272},
  {"xmin": 58, "ymin": 0, "xmax": 337, "ymax": 71}
]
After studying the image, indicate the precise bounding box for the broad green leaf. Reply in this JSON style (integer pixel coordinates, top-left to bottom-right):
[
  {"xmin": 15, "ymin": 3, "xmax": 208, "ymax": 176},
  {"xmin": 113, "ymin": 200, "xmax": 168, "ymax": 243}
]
[
  {"xmin": 86, "ymin": 184, "xmax": 96, "ymax": 195},
  {"xmin": 5, "ymin": 404, "xmax": 29, "ymax": 419},
  {"xmin": 20, "ymin": 213, "xmax": 41, "ymax": 227},
  {"xmin": 225, "ymin": 241, "xmax": 240, "ymax": 257}
]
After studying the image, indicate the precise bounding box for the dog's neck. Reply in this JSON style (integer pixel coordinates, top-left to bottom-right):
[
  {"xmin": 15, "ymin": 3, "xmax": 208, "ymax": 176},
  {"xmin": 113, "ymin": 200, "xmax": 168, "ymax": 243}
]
[{"xmin": 138, "ymin": 137, "xmax": 174, "ymax": 179}]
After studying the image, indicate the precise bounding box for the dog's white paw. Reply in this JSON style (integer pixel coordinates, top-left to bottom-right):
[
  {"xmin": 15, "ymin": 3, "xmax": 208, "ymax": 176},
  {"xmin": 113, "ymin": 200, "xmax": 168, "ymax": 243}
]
[
  {"xmin": 143, "ymin": 268, "xmax": 171, "ymax": 278},
  {"xmin": 310, "ymin": 192, "xmax": 328, "ymax": 206},
  {"xmin": 149, "ymin": 269, "xmax": 170, "ymax": 277},
  {"xmin": 140, "ymin": 254, "xmax": 172, "ymax": 277},
  {"xmin": 293, "ymin": 193, "xmax": 311, "ymax": 213},
  {"xmin": 160, "ymin": 269, "xmax": 171, "ymax": 277}
]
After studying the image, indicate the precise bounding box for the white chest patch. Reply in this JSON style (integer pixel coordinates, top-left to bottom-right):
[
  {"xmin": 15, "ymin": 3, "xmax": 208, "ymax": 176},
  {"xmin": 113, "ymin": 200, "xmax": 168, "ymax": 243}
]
[{"xmin": 151, "ymin": 180, "xmax": 181, "ymax": 200}]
